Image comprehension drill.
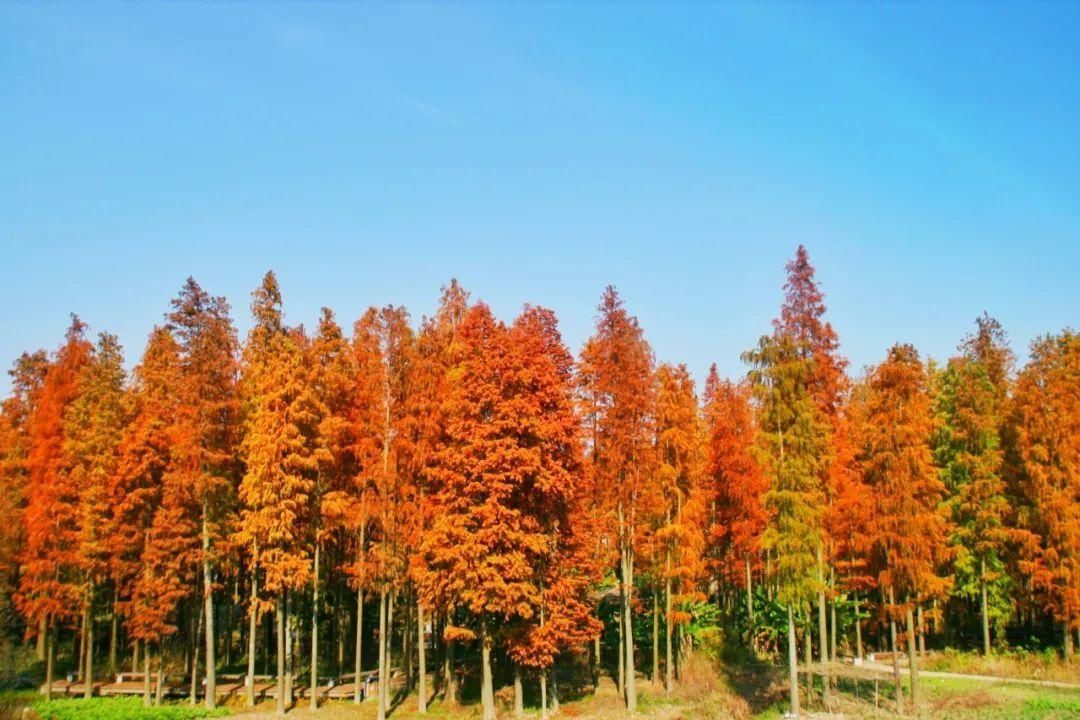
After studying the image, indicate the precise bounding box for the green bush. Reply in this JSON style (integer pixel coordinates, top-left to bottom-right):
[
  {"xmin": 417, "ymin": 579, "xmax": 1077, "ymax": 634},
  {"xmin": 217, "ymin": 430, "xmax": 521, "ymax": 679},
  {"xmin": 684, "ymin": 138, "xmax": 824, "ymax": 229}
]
[{"xmin": 34, "ymin": 696, "xmax": 230, "ymax": 720}]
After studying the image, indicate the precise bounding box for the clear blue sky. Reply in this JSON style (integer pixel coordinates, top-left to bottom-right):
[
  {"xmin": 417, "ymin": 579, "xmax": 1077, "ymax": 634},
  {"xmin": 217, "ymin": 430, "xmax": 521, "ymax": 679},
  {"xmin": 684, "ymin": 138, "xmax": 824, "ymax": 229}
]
[{"xmin": 2, "ymin": 3, "xmax": 1078, "ymax": 393}]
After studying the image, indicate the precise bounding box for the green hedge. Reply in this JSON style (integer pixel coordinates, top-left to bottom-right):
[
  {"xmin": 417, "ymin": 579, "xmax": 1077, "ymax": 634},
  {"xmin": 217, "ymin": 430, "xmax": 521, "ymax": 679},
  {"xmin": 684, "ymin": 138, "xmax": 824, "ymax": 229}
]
[{"xmin": 34, "ymin": 696, "xmax": 230, "ymax": 720}]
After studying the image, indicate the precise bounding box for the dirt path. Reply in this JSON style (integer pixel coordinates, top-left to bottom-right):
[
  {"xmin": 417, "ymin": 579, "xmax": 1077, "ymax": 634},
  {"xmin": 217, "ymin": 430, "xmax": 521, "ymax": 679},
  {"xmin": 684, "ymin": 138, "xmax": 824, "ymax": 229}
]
[{"xmin": 831, "ymin": 661, "xmax": 1080, "ymax": 690}]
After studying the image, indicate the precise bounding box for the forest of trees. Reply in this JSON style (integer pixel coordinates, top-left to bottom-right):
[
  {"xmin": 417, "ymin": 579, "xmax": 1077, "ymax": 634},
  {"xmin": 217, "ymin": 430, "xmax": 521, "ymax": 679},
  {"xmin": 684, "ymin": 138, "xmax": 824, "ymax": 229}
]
[{"xmin": 0, "ymin": 246, "xmax": 1077, "ymax": 718}]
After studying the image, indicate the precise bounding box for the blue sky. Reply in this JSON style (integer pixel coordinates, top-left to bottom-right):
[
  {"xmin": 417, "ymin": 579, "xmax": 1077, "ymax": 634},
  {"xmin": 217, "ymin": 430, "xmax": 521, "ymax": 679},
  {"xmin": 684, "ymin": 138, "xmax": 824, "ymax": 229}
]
[{"xmin": 2, "ymin": 3, "xmax": 1078, "ymax": 393}]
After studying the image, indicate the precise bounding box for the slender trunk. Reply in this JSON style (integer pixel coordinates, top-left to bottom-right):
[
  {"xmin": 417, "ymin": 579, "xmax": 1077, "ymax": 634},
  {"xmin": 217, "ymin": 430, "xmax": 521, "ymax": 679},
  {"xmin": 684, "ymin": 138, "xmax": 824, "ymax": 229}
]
[
  {"xmin": 377, "ymin": 590, "xmax": 388, "ymax": 720},
  {"xmin": 917, "ymin": 602, "xmax": 926, "ymax": 655},
  {"xmin": 445, "ymin": 636, "xmax": 456, "ymax": 705},
  {"xmin": 247, "ymin": 570, "xmax": 258, "ymax": 707},
  {"xmin": 84, "ymin": 604, "xmax": 94, "ymax": 699},
  {"xmin": 592, "ymin": 634, "xmax": 601, "ymax": 692},
  {"xmin": 651, "ymin": 590, "xmax": 659, "ymax": 685},
  {"xmin": 44, "ymin": 622, "xmax": 54, "ymax": 702},
  {"xmin": 109, "ymin": 588, "xmax": 118, "ymax": 674},
  {"xmin": 36, "ymin": 617, "xmax": 46, "ymax": 662},
  {"xmin": 77, "ymin": 611, "xmax": 85, "ymax": 682},
  {"xmin": 906, "ymin": 604, "xmax": 920, "ymax": 711},
  {"xmin": 133, "ymin": 638, "xmax": 140, "ymax": 675},
  {"xmin": 202, "ymin": 505, "xmax": 217, "ymax": 709},
  {"xmin": 191, "ymin": 598, "xmax": 203, "ymax": 705},
  {"xmin": 787, "ymin": 606, "xmax": 799, "ymax": 719},
  {"xmin": 285, "ymin": 592, "xmax": 294, "ymax": 707},
  {"xmin": 513, "ymin": 664, "xmax": 524, "ymax": 717},
  {"xmin": 816, "ymin": 547, "xmax": 829, "ymax": 709},
  {"xmin": 622, "ymin": 543, "xmax": 637, "ymax": 712},
  {"xmin": 143, "ymin": 646, "xmax": 151, "ymax": 706},
  {"xmin": 481, "ymin": 618, "xmax": 495, "ymax": 720},
  {"xmin": 552, "ymin": 670, "xmax": 560, "ymax": 714},
  {"xmin": 616, "ymin": 605, "xmax": 624, "ymax": 696},
  {"xmin": 829, "ymin": 567, "xmax": 837, "ymax": 662},
  {"xmin": 803, "ymin": 620, "xmax": 812, "ymax": 706},
  {"xmin": 155, "ymin": 651, "xmax": 164, "ymax": 706},
  {"xmin": 417, "ymin": 601, "xmax": 427, "ymax": 713},
  {"xmin": 384, "ymin": 592, "xmax": 395, "ymax": 713},
  {"xmin": 354, "ymin": 586, "xmax": 364, "ymax": 704},
  {"xmin": 276, "ymin": 596, "xmax": 286, "ymax": 717},
  {"xmin": 854, "ymin": 593, "xmax": 864, "ymax": 661},
  {"xmin": 981, "ymin": 557, "xmax": 991, "ymax": 655},
  {"xmin": 745, "ymin": 556, "xmax": 754, "ymax": 623},
  {"xmin": 541, "ymin": 668, "xmax": 549, "ymax": 720},
  {"xmin": 665, "ymin": 572, "xmax": 673, "ymax": 692},
  {"xmin": 311, "ymin": 542, "xmax": 321, "ymax": 710},
  {"xmin": 888, "ymin": 587, "xmax": 902, "ymax": 714}
]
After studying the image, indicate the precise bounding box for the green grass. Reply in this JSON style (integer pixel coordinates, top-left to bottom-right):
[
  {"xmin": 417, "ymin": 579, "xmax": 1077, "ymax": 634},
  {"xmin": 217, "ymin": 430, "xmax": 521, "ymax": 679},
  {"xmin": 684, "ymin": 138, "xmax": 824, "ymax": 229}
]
[{"xmin": 33, "ymin": 696, "xmax": 231, "ymax": 720}]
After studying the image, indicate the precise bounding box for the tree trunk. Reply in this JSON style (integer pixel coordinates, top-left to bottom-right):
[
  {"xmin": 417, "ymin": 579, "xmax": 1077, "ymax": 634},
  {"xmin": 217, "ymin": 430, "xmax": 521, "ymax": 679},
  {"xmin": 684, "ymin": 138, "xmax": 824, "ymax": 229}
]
[
  {"xmin": 155, "ymin": 651, "xmax": 164, "ymax": 706},
  {"xmin": 276, "ymin": 596, "xmax": 286, "ymax": 717},
  {"xmin": 109, "ymin": 588, "xmax": 118, "ymax": 674},
  {"xmin": 445, "ymin": 636, "xmax": 457, "ymax": 705},
  {"xmin": 616, "ymin": 605, "xmax": 624, "ymax": 696},
  {"xmin": 311, "ymin": 542, "xmax": 321, "ymax": 710},
  {"xmin": 622, "ymin": 543, "xmax": 637, "ymax": 711},
  {"xmin": 803, "ymin": 621, "xmax": 812, "ymax": 706},
  {"xmin": 285, "ymin": 592, "xmax": 294, "ymax": 707},
  {"xmin": 665, "ymin": 573, "xmax": 673, "ymax": 692},
  {"xmin": 143, "ymin": 646, "xmax": 151, "ymax": 706},
  {"xmin": 36, "ymin": 617, "xmax": 46, "ymax": 662},
  {"xmin": 247, "ymin": 560, "xmax": 258, "ymax": 707},
  {"xmin": 417, "ymin": 601, "xmax": 427, "ymax": 713},
  {"xmin": 190, "ymin": 599, "xmax": 203, "ymax": 705},
  {"xmin": 651, "ymin": 590, "xmax": 660, "ymax": 686},
  {"xmin": 513, "ymin": 664, "xmax": 524, "ymax": 717},
  {"xmin": 133, "ymin": 638, "xmax": 140, "ymax": 675},
  {"xmin": 981, "ymin": 557, "xmax": 991, "ymax": 655},
  {"xmin": 888, "ymin": 588, "xmax": 902, "ymax": 714},
  {"xmin": 592, "ymin": 634, "xmax": 601, "ymax": 692},
  {"xmin": 44, "ymin": 622, "xmax": 54, "ymax": 702},
  {"xmin": 354, "ymin": 586, "xmax": 364, "ymax": 704},
  {"xmin": 917, "ymin": 602, "xmax": 926, "ymax": 655},
  {"xmin": 906, "ymin": 604, "xmax": 920, "ymax": 711},
  {"xmin": 817, "ymin": 547, "xmax": 830, "ymax": 709},
  {"xmin": 384, "ymin": 592, "xmax": 395, "ymax": 714},
  {"xmin": 854, "ymin": 592, "xmax": 864, "ymax": 661},
  {"xmin": 202, "ymin": 506, "xmax": 217, "ymax": 709},
  {"xmin": 541, "ymin": 667, "xmax": 549, "ymax": 720},
  {"xmin": 84, "ymin": 604, "xmax": 94, "ymax": 699},
  {"xmin": 745, "ymin": 556, "xmax": 754, "ymax": 623},
  {"xmin": 377, "ymin": 590, "xmax": 388, "ymax": 720},
  {"xmin": 829, "ymin": 567, "xmax": 838, "ymax": 662},
  {"xmin": 787, "ymin": 606, "xmax": 799, "ymax": 718},
  {"xmin": 481, "ymin": 618, "xmax": 495, "ymax": 720}
]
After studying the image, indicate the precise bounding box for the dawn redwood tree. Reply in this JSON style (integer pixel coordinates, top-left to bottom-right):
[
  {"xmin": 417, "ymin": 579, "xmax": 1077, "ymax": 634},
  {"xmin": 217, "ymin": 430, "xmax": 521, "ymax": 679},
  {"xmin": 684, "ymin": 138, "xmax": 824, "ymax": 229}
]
[
  {"xmin": 861, "ymin": 344, "xmax": 951, "ymax": 712},
  {"xmin": 503, "ymin": 306, "xmax": 603, "ymax": 715},
  {"xmin": 307, "ymin": 307, "xmax": 355, "ymax": 710},
  {"xmin": 16, "ymin": 317, "xmax": 92, "ymax": 700},
  {"xmin": 702, "ymin": 366, "xmax": 767, "ymax": 632},
  {"xmin": 0, "ymin": 351, "xmax": 48, "ymax": 655},
  {"xmin": 408, "ymin": 280, "xmax": 470, "ymax": 709},
  {"xmin": 236, "ymin": 272, "xmax": 318, "ymax": 716},
  {"xmin": 577, "ymin": 287, "xmax": 654, "ymax": 712},
  {"xmin": 653, "ymin": 363, "xmax": 705, "ymax": 692},
  {"xmin": 167, "ymin": 278, "xmax": 240, "ymax": 709},
  {"xmin": 1010, "ymin": 330, "xmax": 1080, "ymax": 657},
  {"xmin": 773, "ymin": 245, "xmax": 847, "ymax": 694},
  {"xmin": 744, "ymin": 330, "xmax": 827, "ymax": 720},
  {"xmin": 113, "ymin": 327, "xmax": 184, "ymax": 702},
  {"xmin": 353, "ymin": 305, "xmax": 417, "ymax": 720},
  {"xmin": 417, "ymin": 303, "xmax": 551, "ymax": 720},
  {"xmin": 935, "ymin": 315, "xmax": 1014, "ymax": 654},
  {"xmin": 64, "ymin": 332, "xmax": 127, "ymax": 696}
]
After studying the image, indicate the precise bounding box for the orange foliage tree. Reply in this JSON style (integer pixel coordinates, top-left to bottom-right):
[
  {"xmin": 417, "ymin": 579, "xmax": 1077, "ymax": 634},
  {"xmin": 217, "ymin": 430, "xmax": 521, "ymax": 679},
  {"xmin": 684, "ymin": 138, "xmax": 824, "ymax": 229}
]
[
  {"xmin": 577, "ymin": 287, "xmax": 654, "ymax": 712},
  {"xmin": 1010, "ymin": 330, "xmax": 1080, "ymax": 657},
  {"xmin": 860, "ymin": 344, "xmax": 951, "ymax": 711},
  {"xmin": 17, "ymin": 318, "xmax": 93, "ymax": 698}
]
